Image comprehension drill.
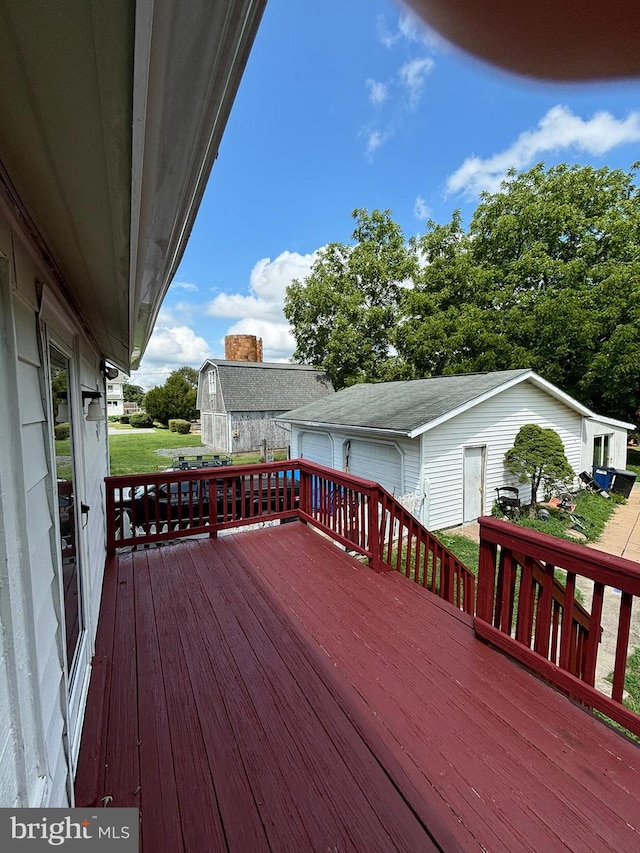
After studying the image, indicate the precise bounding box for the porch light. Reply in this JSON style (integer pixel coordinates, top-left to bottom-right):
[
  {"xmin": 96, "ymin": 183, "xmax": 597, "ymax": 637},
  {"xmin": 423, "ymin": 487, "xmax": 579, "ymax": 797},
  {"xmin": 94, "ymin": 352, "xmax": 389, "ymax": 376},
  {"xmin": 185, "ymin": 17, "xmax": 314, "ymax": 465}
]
[
  {"xmin": 55, "ymin": 399, "xmax": 69, "ymax": 423},
  {"xmin": 82, "ymin": 390, "xmax": 103, "ymax": 422}
]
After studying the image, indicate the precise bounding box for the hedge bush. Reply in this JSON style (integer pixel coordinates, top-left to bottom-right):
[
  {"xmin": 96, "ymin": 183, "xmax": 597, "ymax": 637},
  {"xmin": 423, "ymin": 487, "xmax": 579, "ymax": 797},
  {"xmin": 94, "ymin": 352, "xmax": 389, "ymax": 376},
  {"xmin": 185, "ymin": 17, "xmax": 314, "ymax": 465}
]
[
  {"xmin": 54, "ymin": 423, "xmax": 70, "ymax": 440},
  {"xmin": 120, "ymin": 414, "xmax": 130, "ymax": 424},
  {"xmin": 108, "ymin": 415, "xmax": 121, "ymax": 423},
  {"xmin": 168, "ymin": 418, "xmax": 192, "ymax": 434},
  {"xmin": 129, "ymin": 413, "xmax": 154, "ymax": 428}
]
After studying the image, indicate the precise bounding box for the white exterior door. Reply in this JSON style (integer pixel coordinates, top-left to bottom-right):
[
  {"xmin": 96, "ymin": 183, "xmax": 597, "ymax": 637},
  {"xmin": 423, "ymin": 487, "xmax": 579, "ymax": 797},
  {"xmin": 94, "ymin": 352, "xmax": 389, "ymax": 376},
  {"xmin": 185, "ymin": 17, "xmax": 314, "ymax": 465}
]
[
  {"xmin": 346, "ymin": 440, "xmax": 403, "ymax": 496},
  {"xmin": 299, "ymin": 431, "xmax": 333, "ymax": 468},
  {"xmin": 463, "ymin": 446, "xmax": 486, "ymax": 522}
]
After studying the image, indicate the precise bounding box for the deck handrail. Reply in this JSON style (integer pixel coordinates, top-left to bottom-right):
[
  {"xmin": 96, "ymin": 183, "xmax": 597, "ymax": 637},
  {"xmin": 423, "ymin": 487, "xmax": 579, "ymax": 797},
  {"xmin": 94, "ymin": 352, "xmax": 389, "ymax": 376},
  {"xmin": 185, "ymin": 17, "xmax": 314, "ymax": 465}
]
[
  {"xmin": 105, "ymin": 459, "xmax": 475, "ymax": 614},
  {"xmin": 478, "ymin": 515, "xmax": 640, "ymax": 738}
]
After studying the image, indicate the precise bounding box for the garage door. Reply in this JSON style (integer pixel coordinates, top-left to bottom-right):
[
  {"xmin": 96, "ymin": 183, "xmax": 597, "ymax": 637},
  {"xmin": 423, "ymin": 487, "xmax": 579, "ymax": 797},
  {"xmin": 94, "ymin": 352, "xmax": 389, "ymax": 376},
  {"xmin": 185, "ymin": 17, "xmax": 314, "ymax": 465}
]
[
  {"xmin": 347, "ymin": 440, "xmax": 403, "ymax": 496},
  {"xmin": 299, "ymin": 431, "xmax": 333, "ymax": 468}
]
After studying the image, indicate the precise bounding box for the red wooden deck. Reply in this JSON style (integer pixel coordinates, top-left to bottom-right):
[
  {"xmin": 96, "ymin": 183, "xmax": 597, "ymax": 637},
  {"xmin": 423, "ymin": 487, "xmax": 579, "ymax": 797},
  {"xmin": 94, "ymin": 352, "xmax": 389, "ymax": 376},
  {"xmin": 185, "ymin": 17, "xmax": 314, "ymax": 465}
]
[{"xmin": 76, "ymin": 522, "xmax": 640, "ymax": 852}]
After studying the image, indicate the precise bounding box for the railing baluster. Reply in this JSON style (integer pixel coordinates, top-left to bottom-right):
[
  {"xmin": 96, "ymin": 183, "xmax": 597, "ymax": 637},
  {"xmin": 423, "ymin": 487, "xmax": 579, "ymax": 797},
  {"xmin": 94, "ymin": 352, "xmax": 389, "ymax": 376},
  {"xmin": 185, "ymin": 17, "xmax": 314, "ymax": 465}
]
[{"xmin": 612, "ymin": 592, "xmax": 633, "ymax": 702}]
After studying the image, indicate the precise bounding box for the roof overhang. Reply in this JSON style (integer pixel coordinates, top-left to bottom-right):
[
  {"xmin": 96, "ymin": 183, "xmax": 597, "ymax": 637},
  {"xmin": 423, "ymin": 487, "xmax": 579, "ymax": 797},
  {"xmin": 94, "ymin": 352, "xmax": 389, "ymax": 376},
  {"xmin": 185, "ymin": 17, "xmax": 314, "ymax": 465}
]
[
  {"xmin": 407, "ymin": 370, "xmax": 595, "ymax": 438},
  {"xmin": 0, "ymin": 0, "xmax": 265, "ymax": 371},
  {"xmin": 284, "ymin": 419, "xmax": 408, "ymax": 438}
]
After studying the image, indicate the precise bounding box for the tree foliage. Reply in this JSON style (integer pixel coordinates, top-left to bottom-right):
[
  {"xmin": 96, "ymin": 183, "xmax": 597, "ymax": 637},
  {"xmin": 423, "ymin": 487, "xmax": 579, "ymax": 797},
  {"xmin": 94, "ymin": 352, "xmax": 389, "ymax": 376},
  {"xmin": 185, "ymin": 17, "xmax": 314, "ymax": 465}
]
[
  {"xmin": 285, "ymin": 164, "xmax": 640, "ymax": 421},
  {"xmin": 143, "ymin": 368, "xmax": 198, "ymax": 424},
  {"xmin": 504, "ymin": 424, "xmax": 574, "ymax": 513},
  {"xmin": 284, "ymin": 208, "xmax": 417, "ymax": 389},
  {"xmin": 123, "ymin": 382, "xmax": 145, "ymax": 404}
]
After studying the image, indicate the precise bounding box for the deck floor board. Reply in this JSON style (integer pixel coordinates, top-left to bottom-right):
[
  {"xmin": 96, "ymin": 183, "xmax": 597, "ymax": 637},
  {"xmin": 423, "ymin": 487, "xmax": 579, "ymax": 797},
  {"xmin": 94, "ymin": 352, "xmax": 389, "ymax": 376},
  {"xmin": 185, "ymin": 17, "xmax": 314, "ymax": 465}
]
[{"xmin": 76, "ymin": 523, "xmax": 640, "ymax": 852}]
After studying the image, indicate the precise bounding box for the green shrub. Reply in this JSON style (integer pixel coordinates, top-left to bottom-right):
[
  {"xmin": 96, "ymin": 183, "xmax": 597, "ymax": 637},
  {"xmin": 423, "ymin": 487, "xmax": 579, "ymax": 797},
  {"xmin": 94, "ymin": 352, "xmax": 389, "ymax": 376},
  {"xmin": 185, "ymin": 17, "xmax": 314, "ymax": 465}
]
[
  {"xmin": 129, "ymin": 413, "xmax": 154, "ymax": 428},
  {"xmin": 154, "ymin": 421, "xmax": 169, "ymax": 430},
  {"xmin": 120, "ymin": 414, "xmax": 130, "ymax": 424},
  {"xmin": 54, "ymin": 423, "xmax": 70, "ymax": 440},
  {"xmin": 169, "ymin": 418, "xmax": 192, "ymax": 434},
  {"xmin": 108, "ymin": 415, "xmax": 121, "ymax": 423}
]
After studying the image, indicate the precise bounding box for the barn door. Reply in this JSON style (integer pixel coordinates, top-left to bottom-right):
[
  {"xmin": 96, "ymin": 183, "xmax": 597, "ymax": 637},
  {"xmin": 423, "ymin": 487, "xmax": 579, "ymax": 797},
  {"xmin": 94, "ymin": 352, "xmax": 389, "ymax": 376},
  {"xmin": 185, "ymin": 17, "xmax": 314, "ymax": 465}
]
[{"xmin": 463, "ymin": 446, "xmax": 486, "ymax": 522}]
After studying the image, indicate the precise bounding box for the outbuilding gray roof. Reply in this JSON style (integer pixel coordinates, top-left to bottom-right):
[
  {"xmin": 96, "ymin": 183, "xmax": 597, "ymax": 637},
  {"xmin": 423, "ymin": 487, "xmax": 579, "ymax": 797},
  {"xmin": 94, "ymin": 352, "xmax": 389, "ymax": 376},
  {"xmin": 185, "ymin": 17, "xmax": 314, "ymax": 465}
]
[
  {"xmin": 282, "ymin": 369, "xmax": 534, "ymax": 434},
  {"xmin": 210, "ymin": 360, "xmax": 334, "ymax": 412}
]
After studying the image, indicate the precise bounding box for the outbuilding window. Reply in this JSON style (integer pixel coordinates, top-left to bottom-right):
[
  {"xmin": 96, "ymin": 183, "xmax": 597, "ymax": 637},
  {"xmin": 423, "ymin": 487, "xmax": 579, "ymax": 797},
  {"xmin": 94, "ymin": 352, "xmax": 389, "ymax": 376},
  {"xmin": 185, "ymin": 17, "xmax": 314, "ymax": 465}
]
[
  {"xmin": 593, "ymin": 434, "xmax": 611, "ymax": 467},
  {"xmin": 208, "ymin": 370, "xmax": 216, "ymax": 395}
]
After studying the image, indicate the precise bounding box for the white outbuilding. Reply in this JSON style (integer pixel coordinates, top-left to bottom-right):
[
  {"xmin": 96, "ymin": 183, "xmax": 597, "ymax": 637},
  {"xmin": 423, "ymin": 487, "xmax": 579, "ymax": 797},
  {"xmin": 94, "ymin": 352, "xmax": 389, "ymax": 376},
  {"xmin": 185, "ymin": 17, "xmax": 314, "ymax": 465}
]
[{"xmin": 283, "ymin": 369, "xmax": 634, "ymax": 530}]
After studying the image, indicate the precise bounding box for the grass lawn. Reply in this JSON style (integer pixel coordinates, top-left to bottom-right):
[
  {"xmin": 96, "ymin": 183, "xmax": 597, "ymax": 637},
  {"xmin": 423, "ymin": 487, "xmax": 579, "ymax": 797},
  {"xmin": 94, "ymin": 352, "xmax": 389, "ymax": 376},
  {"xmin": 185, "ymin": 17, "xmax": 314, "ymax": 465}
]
[
  {"xmin": 109, "ymin": 429, "xmax": 204, "ymax": 475},
  {"xmin": 108, "ymin": 431, "xmax": 289, "ymax": 475}
]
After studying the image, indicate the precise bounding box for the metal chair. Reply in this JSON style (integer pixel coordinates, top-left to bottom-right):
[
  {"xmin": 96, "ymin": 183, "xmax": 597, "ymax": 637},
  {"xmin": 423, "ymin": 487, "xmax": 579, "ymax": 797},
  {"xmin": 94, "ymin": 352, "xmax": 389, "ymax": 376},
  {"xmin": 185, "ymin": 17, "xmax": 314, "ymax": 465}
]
[{"xmin": 495, "ymin": 486, "xmax": 521, "ymax": 519}]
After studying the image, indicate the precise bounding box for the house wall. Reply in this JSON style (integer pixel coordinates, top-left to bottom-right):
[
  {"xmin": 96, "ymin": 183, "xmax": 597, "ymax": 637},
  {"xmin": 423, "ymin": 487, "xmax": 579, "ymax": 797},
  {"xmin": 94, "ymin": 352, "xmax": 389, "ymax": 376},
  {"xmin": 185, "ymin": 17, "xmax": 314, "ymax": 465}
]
[
  {"xmin": 0, "ymin": 208, "xmax": 108, "ymax": 806},
  {"xmin": 582, "ymin": 417, "xmax": 629, "ymax": 472},
  {"xmin": 230, "ymin": 412, "xmax": 292, "ymax": 453},
  {"xmin": 199, "ymin": 365, "xmax": 228, "ymax": 451},
  {"xmin": 291, "ymin": 426, "xmax": 422, "ymax": 513},
  {"xmin": 106, "ymin": 372, "xmax": 125, "ymax": 417},
  {"xmin": 421, "ymin": 382, "xmax": 583, "ymax": 530}
]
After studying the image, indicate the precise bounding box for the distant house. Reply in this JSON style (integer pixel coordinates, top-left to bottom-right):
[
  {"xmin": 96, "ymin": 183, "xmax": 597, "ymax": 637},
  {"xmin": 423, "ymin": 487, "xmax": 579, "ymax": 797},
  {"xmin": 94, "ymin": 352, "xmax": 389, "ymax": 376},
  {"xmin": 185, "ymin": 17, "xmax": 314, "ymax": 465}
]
[
  {"xmin": 197, "ymin": 341, "xmax": 333, "ymax": 453},
  {"xmin": 283, "ymin": 369, "xmax": 634, "ymax": 530},
  {"xmin": 105, "ymin": 370, "xmax": 126, "ymax": 417}
]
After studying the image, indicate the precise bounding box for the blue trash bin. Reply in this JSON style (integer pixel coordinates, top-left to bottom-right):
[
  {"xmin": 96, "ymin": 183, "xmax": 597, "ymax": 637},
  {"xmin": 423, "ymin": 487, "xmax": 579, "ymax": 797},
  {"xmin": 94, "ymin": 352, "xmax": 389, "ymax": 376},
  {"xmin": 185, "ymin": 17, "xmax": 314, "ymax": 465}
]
[{"xmin": 592, "ymin": 466, "xmax": 615, "ymax": 492}]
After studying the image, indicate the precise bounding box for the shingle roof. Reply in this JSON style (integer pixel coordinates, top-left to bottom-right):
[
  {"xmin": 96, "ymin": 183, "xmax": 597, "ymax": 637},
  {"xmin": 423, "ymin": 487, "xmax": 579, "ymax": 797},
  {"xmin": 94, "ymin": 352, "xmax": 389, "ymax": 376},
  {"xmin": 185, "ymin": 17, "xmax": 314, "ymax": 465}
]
[
  {"xmin": 282, "ymin": 369, "xmax": 533, "ymax": 434},
  {"xmin": 211, "ymin": 361, "xmax": 334, "ymax": 412}
]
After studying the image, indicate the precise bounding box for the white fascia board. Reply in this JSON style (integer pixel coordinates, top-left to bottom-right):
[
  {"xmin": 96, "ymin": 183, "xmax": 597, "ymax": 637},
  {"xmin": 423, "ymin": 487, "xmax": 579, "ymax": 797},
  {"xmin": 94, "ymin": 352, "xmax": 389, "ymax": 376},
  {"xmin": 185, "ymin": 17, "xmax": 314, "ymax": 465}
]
[
  {"xmin": 286, "ymin": 420, "xmax": 409, "ymax": 437},
  {"xmin": 587, "ymin": 414, "xmax": 636, "ymax": 430},
  {"xmin": 407, "ymin": 370, "xmax": 536, "ymax": 438},
  {"xmin": 407, "ymin": 369, "xmax": 597, "ymax": 439}
]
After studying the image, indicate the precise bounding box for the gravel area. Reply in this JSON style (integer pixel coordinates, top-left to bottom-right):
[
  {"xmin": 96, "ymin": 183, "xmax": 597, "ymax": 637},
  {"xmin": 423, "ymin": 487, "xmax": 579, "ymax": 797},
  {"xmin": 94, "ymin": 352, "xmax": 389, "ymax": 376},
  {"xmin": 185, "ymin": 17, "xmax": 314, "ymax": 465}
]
[{"xmin": 154, "ymin": 446, "xmax": 212, "ymax": 457}]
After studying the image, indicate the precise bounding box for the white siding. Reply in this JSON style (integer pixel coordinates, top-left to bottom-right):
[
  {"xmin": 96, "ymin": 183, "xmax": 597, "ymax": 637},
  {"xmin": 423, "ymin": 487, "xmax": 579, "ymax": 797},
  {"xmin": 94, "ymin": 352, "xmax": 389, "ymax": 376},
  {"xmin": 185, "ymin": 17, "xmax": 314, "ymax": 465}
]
[
  {"xmin": 582, "ymin": 417, "xmax": 629, "ymax": 472},
  {"xmin": 421, "ymin": 382, "xmax": 583, "ymax": 530},
  {"xmin": 292, "ymin": 426, "xmax": 423, "ymax": 515},
  {"xmin": 0, "ymin": 215, "xmax": 109, "ymax": 807}
]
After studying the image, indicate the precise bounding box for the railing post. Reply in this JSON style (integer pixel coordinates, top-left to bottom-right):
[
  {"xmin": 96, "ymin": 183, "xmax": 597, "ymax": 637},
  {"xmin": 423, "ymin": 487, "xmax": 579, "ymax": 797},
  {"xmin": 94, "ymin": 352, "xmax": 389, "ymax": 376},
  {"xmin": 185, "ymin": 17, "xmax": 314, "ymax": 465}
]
[
  {"xmin": 299, "ymin": 466, "xmax": 311, "ymax": 520},
  {"xmin": 368, "ymin": 489, "xmax": 382, "ymax": 572},
  {"xmin": 106, "ymin": 482, "xmax": 116, "ymax": 555},
  {"xmin": 477, "ymin": 520, "xmax": 497, "ymax": 623}
]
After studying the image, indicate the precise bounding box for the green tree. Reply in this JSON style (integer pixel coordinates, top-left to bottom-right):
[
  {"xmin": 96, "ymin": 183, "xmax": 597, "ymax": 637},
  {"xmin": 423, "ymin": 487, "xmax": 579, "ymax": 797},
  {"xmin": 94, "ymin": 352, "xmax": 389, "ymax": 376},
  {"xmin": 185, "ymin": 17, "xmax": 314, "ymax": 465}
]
[
  {"xmin": 123, "ymin": 382, "xmax": 145, "ymax": 405},
  {"xmin": 504, "ymin": 424, "xmax": 574, "ymax": 514},
  {"xmin": 143, "ymin": 368, "xmax": 198, "ymax": 424},
  {"xmin": 398, "ymin": 163, "xmax": 640, "ymax": 420},
  {"xmin": 284, "ymin": 208, "xmax": 417, "ymax": 389}
]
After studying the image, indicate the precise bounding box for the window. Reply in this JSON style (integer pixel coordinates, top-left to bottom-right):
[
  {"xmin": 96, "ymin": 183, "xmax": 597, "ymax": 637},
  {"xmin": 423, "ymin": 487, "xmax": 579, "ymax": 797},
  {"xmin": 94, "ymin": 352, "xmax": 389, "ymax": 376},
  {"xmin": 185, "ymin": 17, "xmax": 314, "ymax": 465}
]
[
  {"xmin": 208, "ymin": 370, "xmax": 216, "ymax": 395},
  {"xmin": 593, "ymin": 434, "xmax": 611, "ymax": 467},
  {"xmin": 107, "ymin": 384, "xmax": 114, "ymax": 393}
]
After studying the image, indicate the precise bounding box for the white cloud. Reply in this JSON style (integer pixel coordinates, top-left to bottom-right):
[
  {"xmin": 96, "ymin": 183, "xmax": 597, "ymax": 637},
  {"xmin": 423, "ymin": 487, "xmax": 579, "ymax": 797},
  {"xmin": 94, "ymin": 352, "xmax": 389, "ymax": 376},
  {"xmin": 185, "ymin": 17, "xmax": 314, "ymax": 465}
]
[
  {"xmin": 366, "ymin": 78, "xmax": 389, "ymax": 107},
  {"xmin": 413, "ymin": 195, "xmax": 431, "ymax": 221},
  {"xmin": 131, "ymin": 325, "xmax": 212, "ymax": 389},
  {"xmin": 224, "ymin": 318, "xmax": 296, "ymax": 362},
  {"xmin": 399, "ymin": 57, "xmax": 434, "ymax": 108},
  {"xmin": 207, "ymin": 250, "xmax": 318, "ymax": 322},
  {"xmin": 377, "ymin": 11, "xmax": 442, "ymax": 50},
  {"xmin": 447, "ymin": 106, "xmax": 640, "ymax": 198},
  {"xmin": 206, "ymin": 249, "xmax": 321, "ymax": 363},
  {"xmin": 170, "ymin": 280, "xmax": 198, "ymax": 292},
  {"xmin": 363, "ymin": 127, "xmax": 393, "ymax": 160}
]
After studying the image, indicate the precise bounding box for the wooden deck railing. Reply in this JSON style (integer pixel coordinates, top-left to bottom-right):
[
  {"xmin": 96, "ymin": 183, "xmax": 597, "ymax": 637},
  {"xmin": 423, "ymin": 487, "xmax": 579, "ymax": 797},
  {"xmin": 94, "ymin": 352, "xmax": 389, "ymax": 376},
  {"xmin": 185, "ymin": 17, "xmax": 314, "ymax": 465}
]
[
  {"xmin": 477, "ymin": 516, "xmax": 640, "ymax": 738},
  {"xmin": 105, "ymin": 459, "xmax": 475, "ymax": 614}
]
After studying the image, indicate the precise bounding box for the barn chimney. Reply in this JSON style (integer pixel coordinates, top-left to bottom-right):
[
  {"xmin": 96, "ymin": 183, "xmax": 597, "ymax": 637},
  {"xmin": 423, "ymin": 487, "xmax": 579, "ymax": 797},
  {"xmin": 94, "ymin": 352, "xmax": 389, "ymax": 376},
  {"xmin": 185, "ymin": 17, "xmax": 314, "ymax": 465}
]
[{"xmin": 224, "ymin": 334, "xmax": 263, "ymax": 362}]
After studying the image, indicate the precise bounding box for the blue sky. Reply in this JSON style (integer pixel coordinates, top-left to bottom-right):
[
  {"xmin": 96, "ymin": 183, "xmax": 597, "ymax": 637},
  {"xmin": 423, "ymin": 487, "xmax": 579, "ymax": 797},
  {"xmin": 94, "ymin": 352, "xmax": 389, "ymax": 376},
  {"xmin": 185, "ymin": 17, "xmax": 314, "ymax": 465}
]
[{"xmin": 131, "ymin": 0, "xmax": 640, "ymax": 389}]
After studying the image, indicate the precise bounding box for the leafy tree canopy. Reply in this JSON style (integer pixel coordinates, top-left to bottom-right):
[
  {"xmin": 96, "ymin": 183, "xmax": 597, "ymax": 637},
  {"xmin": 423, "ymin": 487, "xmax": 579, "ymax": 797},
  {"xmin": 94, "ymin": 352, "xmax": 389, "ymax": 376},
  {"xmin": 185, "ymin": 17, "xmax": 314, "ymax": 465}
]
[
  {"xmin": 285, "ymin": 164, "xmax": 640, "ymax": 421},
  {"xmin": 123, "ymin": 382, "xmax": 145, "ymax": 404},
  {"xmin": 504, "ymin": 424, "xmax": 574, "ymax": 513},
  {"xmin": 284, "ymin": 208, "xmax": 417, "ymax": 389},
  {"xmin": 143, "ymin": 368, "xmax": 198, "ymax": 425}
]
